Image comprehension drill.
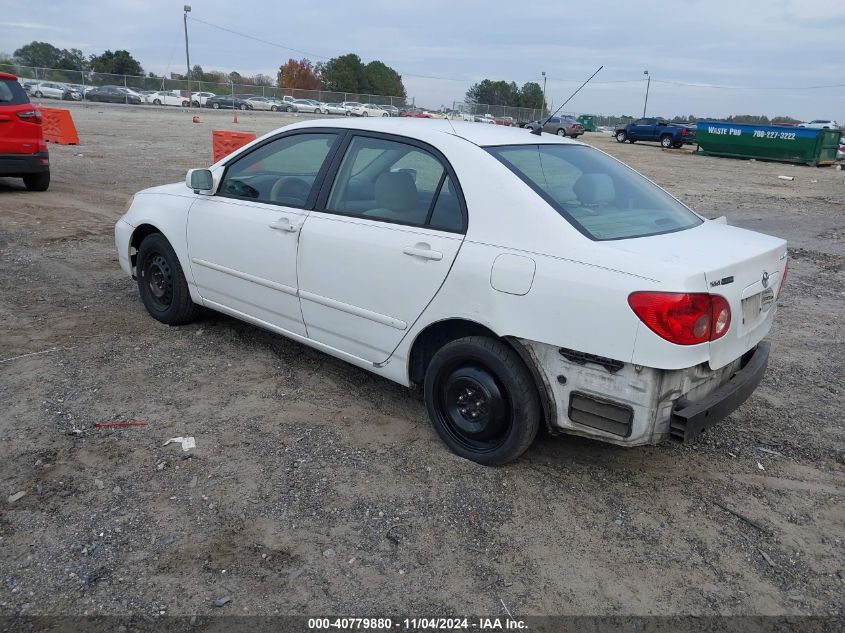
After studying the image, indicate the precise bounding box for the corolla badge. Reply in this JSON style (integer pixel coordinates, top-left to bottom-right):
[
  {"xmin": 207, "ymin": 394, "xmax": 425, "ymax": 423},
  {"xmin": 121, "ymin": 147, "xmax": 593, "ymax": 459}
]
[{"xmin": 761, "ymin": 271, "xmax": 769, "ymax": 288}]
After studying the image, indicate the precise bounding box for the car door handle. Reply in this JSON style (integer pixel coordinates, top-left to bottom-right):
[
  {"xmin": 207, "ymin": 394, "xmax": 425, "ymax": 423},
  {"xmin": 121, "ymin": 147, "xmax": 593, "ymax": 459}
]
[
  {"xmin": 403, "ymin": 245, "xmax": 443, "ymax": 261},
  {"xmin": 269, "ymin": 219, "xmax": 301, "ymax": 233}
]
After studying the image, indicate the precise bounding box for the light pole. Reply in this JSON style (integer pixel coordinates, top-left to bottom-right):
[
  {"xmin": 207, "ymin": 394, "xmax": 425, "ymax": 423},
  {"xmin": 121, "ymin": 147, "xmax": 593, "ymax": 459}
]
[
  {"xmin": 541, "ymin": 71, "xmax": 547, "ymax": 117},
  {"xmin": 183, "ymin": 5, "xmax": 192, "ymax": 104},
  {"xmin": 642, "ymin": 69, "xmax": 650, "ymax": 117}
]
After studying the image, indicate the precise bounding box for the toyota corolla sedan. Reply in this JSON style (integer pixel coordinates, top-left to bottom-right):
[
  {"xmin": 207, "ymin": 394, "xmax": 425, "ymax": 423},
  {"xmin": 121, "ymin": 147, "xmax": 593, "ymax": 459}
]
[{"xmin": 114, "ymin": 119, "xmax": 787, "ymax": 465}]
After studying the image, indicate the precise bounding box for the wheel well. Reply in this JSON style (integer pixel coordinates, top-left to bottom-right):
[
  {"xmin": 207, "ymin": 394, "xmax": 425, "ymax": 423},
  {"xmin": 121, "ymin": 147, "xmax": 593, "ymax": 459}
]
[
  {"xmin": 407, "ymin": 319, "xmax": 557, "ymax": 435},
  {"xmin": 129, "ymin": 224, "xmax": 161, "ymax": 277}
]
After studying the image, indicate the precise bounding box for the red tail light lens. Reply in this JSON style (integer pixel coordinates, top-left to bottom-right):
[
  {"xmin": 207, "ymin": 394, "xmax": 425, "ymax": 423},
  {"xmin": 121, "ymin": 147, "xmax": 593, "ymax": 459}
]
[
  {"xmin": 681, "ymin": 128, "xmax": 687, "ymax": 136},
  {"xmin": 628, "ymin": 292, "xmax": 731, "ymax": 345},
  {"xmin": 18, "ymin": 109, "xmax": 43, "ymax": 124}
]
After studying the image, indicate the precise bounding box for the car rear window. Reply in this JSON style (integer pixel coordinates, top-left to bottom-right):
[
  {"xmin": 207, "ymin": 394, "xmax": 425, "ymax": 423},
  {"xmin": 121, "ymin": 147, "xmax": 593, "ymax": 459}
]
[
  {"xmin": 0, "ymin": 79, "xmax": 30, "ymax": 105},
  {"xmin": 486, "ymin": 144, "xmax": 702, "ymax": 240}
]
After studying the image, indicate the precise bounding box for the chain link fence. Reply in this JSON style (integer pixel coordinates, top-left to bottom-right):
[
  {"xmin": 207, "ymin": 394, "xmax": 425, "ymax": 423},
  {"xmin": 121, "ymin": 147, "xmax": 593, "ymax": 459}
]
[
  {"xmin": 452, "ymin": 101, "xmax": 545, "ymax": 123},
  {"xmin": 1, "ymin": 63, "xmax": 411, "ymax": 107}
]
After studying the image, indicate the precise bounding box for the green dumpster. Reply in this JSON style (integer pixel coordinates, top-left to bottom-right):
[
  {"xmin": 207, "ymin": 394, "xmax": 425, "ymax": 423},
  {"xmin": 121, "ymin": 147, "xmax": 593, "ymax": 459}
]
[
  {"xmin": 578, "ymin": 114, "xmax": 597, "ymax": 132},
  {"xmin": 695, "ymin": 121, "xmax": 840, "ymax": 166}
]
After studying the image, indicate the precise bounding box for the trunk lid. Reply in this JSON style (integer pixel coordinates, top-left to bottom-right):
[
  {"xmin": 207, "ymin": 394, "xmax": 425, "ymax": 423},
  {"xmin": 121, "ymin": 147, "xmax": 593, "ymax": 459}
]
[{"xmin": 602, "ymin": 220, "xmax": 788, "ymax": 369}]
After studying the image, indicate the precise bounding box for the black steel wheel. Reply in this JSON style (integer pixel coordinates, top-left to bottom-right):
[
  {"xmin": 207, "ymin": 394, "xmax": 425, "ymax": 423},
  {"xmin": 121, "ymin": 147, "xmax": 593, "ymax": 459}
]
[
  {"xmin": 136, "ymin": 233, "xmax": 200, "ymax": 325},
  {"xmin": 424, "ymin": 336, "xmax": 541, "ymax": 465}
]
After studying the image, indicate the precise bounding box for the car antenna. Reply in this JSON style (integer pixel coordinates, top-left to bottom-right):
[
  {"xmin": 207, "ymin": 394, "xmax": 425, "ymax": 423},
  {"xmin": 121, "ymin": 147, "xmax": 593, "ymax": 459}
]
[{"xmin": 531, "ymin": 65, "xmax": 603, "ymax": 136}]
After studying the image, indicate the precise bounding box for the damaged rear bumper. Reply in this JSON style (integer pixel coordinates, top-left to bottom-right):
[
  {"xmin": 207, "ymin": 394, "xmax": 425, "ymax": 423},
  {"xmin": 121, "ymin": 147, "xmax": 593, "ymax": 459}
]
[
  {"xmin": 516, "ymin": 338, "xmax": 771, "ymax": 446},
  {"xmin": 669, "ymin": 341, "xmax": 770, "ymax": 442}
]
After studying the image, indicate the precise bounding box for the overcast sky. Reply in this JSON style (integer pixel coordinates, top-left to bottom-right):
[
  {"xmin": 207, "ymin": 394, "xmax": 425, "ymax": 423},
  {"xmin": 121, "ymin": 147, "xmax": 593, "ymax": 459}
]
[{"xmin": 1, "ymin": 0, "xmax": 843, "ymax": 119}]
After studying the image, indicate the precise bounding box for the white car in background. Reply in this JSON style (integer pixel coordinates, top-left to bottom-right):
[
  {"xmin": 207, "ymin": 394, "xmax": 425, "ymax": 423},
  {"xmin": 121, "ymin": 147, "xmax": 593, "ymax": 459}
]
[
  {"xmin": 349, "ymin": 103, "xmax": 389, "ymax": 117},
  {"xmin": 340, "ymin": 101, "xmax": 364, "ymax": 115},
  {"xmin": 799, "ymin": 119, "xmax": 840, "ymax": 129},
  {"xmin": 323, "ymin": 103, "xmax": 348, "ymax": 115},
  {"xmin": 145, "ymin": 91, "xmax": 189, "ymax": 107},
  {"xmin": 30, "ymin": 81, "xmax": 81, "ymax": 100},
  {"xmin": 115, "ymin": 119, "xmax": 787, "ymax": 465},
  {"xmin": 191, "ymin": 92, "xmax": 216, "ymax": 107},
  {"xmin": 291, "ymin": 99, "xmax": 327, "ymax": 114}
]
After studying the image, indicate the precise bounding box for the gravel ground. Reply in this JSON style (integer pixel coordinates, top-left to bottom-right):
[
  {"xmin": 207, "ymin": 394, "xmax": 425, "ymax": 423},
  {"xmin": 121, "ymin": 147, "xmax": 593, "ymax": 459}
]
[{"xmin": 0, "ymin": 103, "xmax": 843, "ymax": 622}]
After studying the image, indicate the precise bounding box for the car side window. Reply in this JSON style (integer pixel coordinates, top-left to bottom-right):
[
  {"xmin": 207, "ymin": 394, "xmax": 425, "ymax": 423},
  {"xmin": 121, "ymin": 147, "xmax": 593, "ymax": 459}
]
[
  {"xmin": 219, "ymin": 133, "xmax": 338, "ymax": 207},
  {"xmin": 326, "ymin": 135, "xmax": 462, "ymax": 230}
]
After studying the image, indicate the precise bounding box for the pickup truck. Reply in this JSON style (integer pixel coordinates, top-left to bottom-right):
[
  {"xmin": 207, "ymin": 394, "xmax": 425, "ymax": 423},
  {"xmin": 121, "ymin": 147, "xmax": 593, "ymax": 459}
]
[{"xmin": 614, "ymin": 117, "xmax": 696, "ymax": 148}]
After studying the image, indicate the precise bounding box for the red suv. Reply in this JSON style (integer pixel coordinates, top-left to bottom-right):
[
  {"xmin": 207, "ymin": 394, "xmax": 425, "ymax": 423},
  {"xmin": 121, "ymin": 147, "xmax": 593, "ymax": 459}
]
[{"xmin": 0, "ymin": 71, "xmax": 50, "ymax": 191}]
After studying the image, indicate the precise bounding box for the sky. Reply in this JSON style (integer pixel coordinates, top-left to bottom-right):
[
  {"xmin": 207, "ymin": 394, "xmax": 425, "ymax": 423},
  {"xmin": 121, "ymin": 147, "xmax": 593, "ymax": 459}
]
[{"xmin": 1, "ymin": 0, "xmax": 843, "ymax": 120}]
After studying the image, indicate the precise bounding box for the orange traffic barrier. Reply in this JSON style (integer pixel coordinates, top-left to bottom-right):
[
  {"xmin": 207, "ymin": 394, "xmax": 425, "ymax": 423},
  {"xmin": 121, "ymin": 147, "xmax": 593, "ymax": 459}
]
[
  {"xmin": 212, "ymin": 130, "xmax": 256, "ymax": 163},
  {"xmin": 40, "ymin": 107, "xmax": 80, "ymax": 145}
]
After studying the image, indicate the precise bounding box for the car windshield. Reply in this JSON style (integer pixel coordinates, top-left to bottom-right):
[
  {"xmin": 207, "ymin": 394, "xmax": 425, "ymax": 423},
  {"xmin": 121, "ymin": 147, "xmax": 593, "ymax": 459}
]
[{"xmin": 487, "ymin": 144, "xmax": 702, "ymax": 241}]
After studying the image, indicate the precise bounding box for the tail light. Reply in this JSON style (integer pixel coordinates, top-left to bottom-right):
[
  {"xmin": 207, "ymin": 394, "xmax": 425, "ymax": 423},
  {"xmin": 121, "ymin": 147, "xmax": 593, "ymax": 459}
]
[
  {"xmin": 17, "ymin": 109, "xmax": 42, "ymax": 124},
  {"xmin": 681, "ymin": 128, "xmax": 687, "ymax": 137},
  {"xmin": 628, "ymin": 292, "xmax": 731, "ymax": 345},
  {"xmin": 778, "ymin": 261, "xmax": 788, "ymax": 298}
]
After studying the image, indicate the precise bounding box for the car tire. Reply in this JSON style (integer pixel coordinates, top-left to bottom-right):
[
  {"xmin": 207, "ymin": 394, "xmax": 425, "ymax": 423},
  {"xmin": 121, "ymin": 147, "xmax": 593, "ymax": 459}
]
[
  {"xmin": 345, "ymin": 110, "xmax": 352, "ymax": 116},
  {"xmin": 240, "ymin": 104, "xmax": 247, "ymax": 110},
  {"xmin": 192, "ymin": 100, "xmax": 200, "ymax": 107},
  {"xmin": 23, "ymin": 171, "xmax": 50, "ymax": 192},
  {"xmin": 270, "ymin": 105, "xmax": 278, "ymax": 111},
  {"xmin": 212, "ymin": 102, "xmax": 220, "ymax": 109},
  {"xmin": 615, "ymin": 131, "xmax": 627, "ymax": 142},
  {"xmin": 363, "ymin": 111, "xmax": 369, "ymax": 117},
  {"xmin": 660, "ymin": 135, "xmax": 674, "ymax": 148},
  {"xmin": 424, "ymin": 336, "xmax": 541, "ymax": 465},
  {"xmin": 153, "ymin": 99, "xmax": 161, "ymax": 105},
  {"xmin": 181, "ymin": 101, "xmax": 189, "ymax": 107},
  {"xmin": 34, "ymin": 90, "xmax": 43, "ymax": 98},
  {"xmin": 136, "ymin": 233, "xmax": 200, "ymax": 326},
  {"xmin": 556, "ymin": 129, "xmax": 566, "ymax": 137}
]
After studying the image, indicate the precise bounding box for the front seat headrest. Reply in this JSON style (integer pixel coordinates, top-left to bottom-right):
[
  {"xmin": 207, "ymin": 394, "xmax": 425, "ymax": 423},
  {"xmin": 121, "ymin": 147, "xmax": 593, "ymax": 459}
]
[
  {"xmin": 375, "ymin": 171, "xmax": 418, "ymax": 213},
  {"xmin": 573, "ymin": 173, "xmax": 615, "ymax": 206}
]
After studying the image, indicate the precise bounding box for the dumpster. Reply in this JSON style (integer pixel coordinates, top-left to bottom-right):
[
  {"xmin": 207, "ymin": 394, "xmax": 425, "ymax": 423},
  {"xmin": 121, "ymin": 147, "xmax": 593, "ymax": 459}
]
[
  {"xmin": 577, "ymin": 114, "xmax": 597, "ymax": 132},
  {"xmin": 695, "ymin": 121, "xmax": 840, "ymax": 166}
]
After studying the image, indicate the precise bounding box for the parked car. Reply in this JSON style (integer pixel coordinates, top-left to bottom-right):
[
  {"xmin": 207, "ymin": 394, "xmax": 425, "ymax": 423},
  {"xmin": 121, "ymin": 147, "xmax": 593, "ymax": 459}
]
[
  {"xmin": 348, "ymin": 103, "xmax": 389, "ymax": 117},
  {"xmin": 837, "ymin": 136, "xmax": 845, "ymax": 161},
  {"xmin": 529, "ymin": 115, "xmax": 584, "ymax": 137},
  {"xmin": 291, "ymin": 99, "xmax": 326, "ymax": 114},
  {"xmin": 190, "ymin": 91, "xmax": 216, "ymax": 107},
  {"xmin": 30, "ymin": 81, "xmax": 81, "ymax": 101},
  {"xmin": 340, "ymin": 101, "xmax": 363, "ymax": 115},
  {"xmin": 494, "ymin": 116, "xmax": 515, "ymax": 127},
  {"xmin": 0, "ymin": 71, "xmax": 50, "ymax": 191},
  {"xmin": 247, "ymin": 96, "xmax": 287, "ymax": 112},
  {"xmin": 399, "ymin": 108, "xmax": 432, "ymax": 118},
  {"xmin": 205, "ymin": 94, "xmax": 252, "ymax": 110},
  {"xmin": 799, "ymin": 119, "xmax": 840, "ymax": 129},
  {"xmin": 614, "ymin": 117, "xmax": 695, "ymax": 148},
  {"xmin": 474, "ymin": 114, "xmax": 496, "ymax": 124},
  {"xmin": 144, "ymin": 91, "xmax": 189, "ymax": 107},
  {"xmin": 85, "ymin": 85, "xmax": 142, "ymax": 104},
  {"xmin": 323, "ymin": 103, "xmax": 348, "ymax": 115},
  {"xmin": 377, "ymin": 105, "xmax": 400, "ymax": 117},
  {"xmin": 114, "ymin": 119, "xmax": 787, "ymax": 465}
]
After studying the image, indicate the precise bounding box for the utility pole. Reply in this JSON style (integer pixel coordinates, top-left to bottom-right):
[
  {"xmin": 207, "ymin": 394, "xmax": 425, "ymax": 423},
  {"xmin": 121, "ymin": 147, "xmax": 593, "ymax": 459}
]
[
  {"xmin": 183, "ymin": 5, "xmax": 192, "ymax": 105},
  {"xmin": 642, "ymin": 70, "xmax": 650, "ymax": 117},
  {"xmin": 541, "ymin": 71, "xmax": 547, "ymax": 117}
]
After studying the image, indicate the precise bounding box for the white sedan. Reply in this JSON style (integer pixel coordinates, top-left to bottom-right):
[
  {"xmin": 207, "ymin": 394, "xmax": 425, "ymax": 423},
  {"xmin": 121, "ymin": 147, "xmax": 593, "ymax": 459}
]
[
  {"xmin": 145, "ymin": 91, "xmax": 189, "ymax": 107},
  {"xmin": 191, "ymin": 91, "xmax": 216, "ymax": 107},
  {"xmin": 349, "ymin": 103, "xmax": 389, "ymax": 117},
  {"xmin": 291, "ymin": 99, "xmax": 327, "ymax": 114},
  {"xmin": 114, "ymin": 119, "xmax": 787, "ymax": 465}
]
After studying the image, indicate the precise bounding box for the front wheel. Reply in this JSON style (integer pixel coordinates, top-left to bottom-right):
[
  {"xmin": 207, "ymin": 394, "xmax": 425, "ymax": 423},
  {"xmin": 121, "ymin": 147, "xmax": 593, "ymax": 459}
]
[
  {"xmin": 34, "ymin": 91, "xmax": 43, "ymax": 98},
  {"xmin": 136, "ymin": 233, "xmax": 200, "ymax": 325},
  {"xmin": 615, "ymin": 131, "xmax": 626, "ymax": 142},
  {"xmin": 239, "ymin": 104, "xmax": 247, "ymax": 110},
  {"xmin": 345, "ymin": 110, "xmax": 352, "ymax": 116},
  {"xmin": 181, "ymin": 101, "xmax": 189, "ymax": 107},
  {"xmin": 153, "ymin": 99, "xmax": 162, "ymax": 105},
  {"xmin": 363, "ymin": 111, "xmax": 369, "ymax": 117},
  {"xmin": 23, "ymin": 171, "xmax": 50, "ymax": 192},
  {"xmin": 212, "ymin": 102, "xmax": 220, "ymax": 109},
  {"xmin": 660, "ymin": 135, "xmax": 673, "ymax": 148},
  {"xmin": 424, "ymin": 336, "xmax": 541, "ymax": 465},
  {"xmin": 270, "ymin": 105, "xmax": 278, "ymax": 111}
]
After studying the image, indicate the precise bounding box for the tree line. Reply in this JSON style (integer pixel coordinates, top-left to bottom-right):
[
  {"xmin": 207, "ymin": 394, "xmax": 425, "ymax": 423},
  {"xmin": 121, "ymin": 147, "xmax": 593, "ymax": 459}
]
[
  {"xmin": 277, "ymin": 55, "xmax": 406, "ymax": 98},
  {"xmin": 465, "ymin": 79, "xmax": 546, "ymax": 110}
]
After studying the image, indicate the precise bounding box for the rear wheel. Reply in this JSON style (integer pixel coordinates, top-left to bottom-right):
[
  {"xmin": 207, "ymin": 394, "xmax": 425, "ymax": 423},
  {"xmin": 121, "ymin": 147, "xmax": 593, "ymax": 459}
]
[
  {"xmin": 34, "ymin": 90, "xmax": 43, "ymax": 98},
  {"xmin": 270, "ymin": 105, "xmax": 278, "ymax": 111},
  {"xmin": 363, "ymin": 111, "xmax": 369, "ymax": 117},
  {"xmin": 181, "ymin": 100, "xmax": 189, "ymax": 107},
  {"xmin": 153, "ymin": 99, "xmax": 162, "ymax": 105},
  {"xmin": 23, "ymin": 171, "xmax": 50, "ymax": 192},
  {"xmin": 424, "ymin": 336, "xmax": 541, "ymax": 465},
  {"xmin": 615, "ymin": 131, "xmax": 626, "ymax": 142},
  {"xmin": 239, "ymin": 104, "xmax": 247, "ymax": 110},
  {"xmin": 660, "ymin": 135, "xmax": 673, "ymax": 148},
  {"xmin": 136, "ymin": 233, "xmax": 200, "ymax": 325},
  {"xmin": 556, "ymin": 128, "xmax": 567, "ymax": 137},
  {"xmin": 212, "ymin": 102, "xmax": 220, "ymax": 109}
]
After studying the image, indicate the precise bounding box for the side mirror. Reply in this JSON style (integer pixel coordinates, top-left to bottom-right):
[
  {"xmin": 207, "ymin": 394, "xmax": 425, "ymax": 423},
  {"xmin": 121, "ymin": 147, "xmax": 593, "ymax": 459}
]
[{"xmin": 186, "ymin": 168, "xmax": 213, "ymax": 194}]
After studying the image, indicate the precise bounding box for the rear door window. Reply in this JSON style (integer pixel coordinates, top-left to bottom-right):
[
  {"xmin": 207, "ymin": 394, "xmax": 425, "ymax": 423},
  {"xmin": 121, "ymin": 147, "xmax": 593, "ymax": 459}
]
[{"xmin": 0, "ymin": 80, "xmax": 29, "ymax": 105}]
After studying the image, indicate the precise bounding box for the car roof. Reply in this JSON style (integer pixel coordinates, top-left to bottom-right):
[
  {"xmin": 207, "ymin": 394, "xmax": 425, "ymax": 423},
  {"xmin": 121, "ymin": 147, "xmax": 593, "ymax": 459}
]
[{"xmin": 281, "ymin": 118, "xmax": 583, "ymax": 148}]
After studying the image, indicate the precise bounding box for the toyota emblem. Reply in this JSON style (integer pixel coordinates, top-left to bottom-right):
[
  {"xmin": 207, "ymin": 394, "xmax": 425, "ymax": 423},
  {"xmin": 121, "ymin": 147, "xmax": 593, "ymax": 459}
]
[{"xmin": 761, "ymin": 271, "xmax": 769, "ymax": 288}]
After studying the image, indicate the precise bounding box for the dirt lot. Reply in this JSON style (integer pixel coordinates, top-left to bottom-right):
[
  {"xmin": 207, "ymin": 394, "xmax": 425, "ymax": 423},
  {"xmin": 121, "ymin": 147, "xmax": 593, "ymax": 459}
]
[{"xmin": 1, "ymin": 103, "xmax": 843, "ymax": 622}]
